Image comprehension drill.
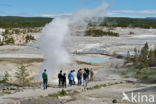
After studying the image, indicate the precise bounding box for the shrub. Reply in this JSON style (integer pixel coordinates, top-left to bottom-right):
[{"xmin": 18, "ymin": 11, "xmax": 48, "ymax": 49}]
[
  {"xmin": 60, "ymin": 89, "xmax": 67, "ymax": 96},
  {"xmin": 85, "ymin": 29, "xmax": 119, "ymax": 37},
  {"xmin": 2, "ymin": 71, "xmax": 10, "ymax": 83},
  {"xmin": 26, "ymin": 35, "xmax": 36, "ymax": 42},
  {"xmin": 15, "ymin": 65, "xmax": 30, "ymax": 86},
  {"xmin": 48, "ymin": 89, "xmax": 67, "ymax": 98},
  {"xmin": 5, "ymin": 37, "xmax": 14, "ymax": 44}
]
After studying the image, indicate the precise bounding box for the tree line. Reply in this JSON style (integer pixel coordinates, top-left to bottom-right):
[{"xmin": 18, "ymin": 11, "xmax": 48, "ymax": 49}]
[
  {"xmin": 126, "ymin": 42, "xmax": 156, "ymax": 70},
  {"xmin": 0, "ymin": 16, "xmax": 53, "ymax": 28},
  {"xmin": 1, "ymin": 16, "xmax": 156, "ymax": 28},
  {"xmin": 88, "ymin": 17, "xmax": 156, "ymax": 29},
  {"xmin": 85, "ymin": 29, "xmax": 119, "ymax": 37}
]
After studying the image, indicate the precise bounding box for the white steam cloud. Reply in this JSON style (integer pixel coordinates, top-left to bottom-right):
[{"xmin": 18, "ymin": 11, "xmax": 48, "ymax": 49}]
[{"xmin": 39, "ymin": 2, "xmax": 108, "ymax": 81}]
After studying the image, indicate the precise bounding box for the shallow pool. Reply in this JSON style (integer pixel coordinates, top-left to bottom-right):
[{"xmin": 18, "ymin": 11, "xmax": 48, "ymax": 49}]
[
  {"xmin": 80, "ymin": 56, "xmax": 109, "ymax": 64},
  {"xmin": 0, "ymin": 75, "xmax": 5, "ymax": 79}
]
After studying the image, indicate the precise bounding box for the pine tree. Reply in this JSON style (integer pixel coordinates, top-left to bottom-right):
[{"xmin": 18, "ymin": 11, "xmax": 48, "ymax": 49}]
[
  {"xmin": 2, "ymin": 71, "xmax": 10, "ymax": 83},
  {"xmin": 15, "ymin": 65, "xmax": 30, "ymax": 86},
  {"xmin": 154, "ymin": 49, "xmax": 156, "ymax": 58},
  {"xmin": 133, "ymin": 48, "xmax": 139, "ymax": 67},
  {"xmin": 154, "ymin": 49, "xmax": 156, "ymax": 65},
  {"xmin": 126, "ymin": 51, "xmax": 131, "ymax": 63},
  {"xmin": 144, "ymin": 42, "xmax": 149, "ymax": 50},
  {"xmin": 148, "ymin": 50, "xmax": 156, "ymax": 66},
  {"xmin": 139, "ymin": 43, "xmax": 149, "ymax": 69}
]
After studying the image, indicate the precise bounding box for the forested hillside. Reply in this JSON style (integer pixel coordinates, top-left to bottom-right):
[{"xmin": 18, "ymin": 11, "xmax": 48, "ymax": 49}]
[
  {"xmin": 0, "ymin": 16, "xmax": 156, "ymax": 28},
  {"xmin": 89, "ymin": 17, "xmax": 156, "ymax": 28},
  {"xmin": 0, "ymin": 16, "xmax": 53, "ymax": 28}
]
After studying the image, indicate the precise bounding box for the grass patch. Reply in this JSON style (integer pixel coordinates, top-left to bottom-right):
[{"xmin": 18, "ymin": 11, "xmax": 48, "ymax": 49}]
[
  {"xmin": 48, "ymin": 89, "xmax": 67, "ymax": 98},
  {"xmin": 135, "ymin": 68, "xmax": 156, "ymax": 80},
  {"xmin": 120, "ymin": 66, "xmax": 138, "ymax": 78},
  {"xmin": 121, "ymin": 67, "xmax": 156, "ymax": 83},
  {"xmin": 48, "ymin": 93, "xmax": 60, "ymax": 98},
  {"xmin": 3, "ymin": 91, "xmax": 11, "ymax": 94},
  {"xmin": 87, "ymin": 84, "xmax": 107, "ymax": 90},
  {"xmin": 93, "ymin": 85, "xmax": 102, "ymax": 89}
]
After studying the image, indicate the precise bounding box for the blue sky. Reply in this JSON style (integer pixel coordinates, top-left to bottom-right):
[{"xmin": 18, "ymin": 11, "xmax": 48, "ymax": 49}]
[{"xmin": 0, "ymin": 0, "xmax": 156, "ymax": 18}]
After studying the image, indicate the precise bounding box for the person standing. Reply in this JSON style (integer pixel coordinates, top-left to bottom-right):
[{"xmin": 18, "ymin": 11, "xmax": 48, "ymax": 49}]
[
  {"xmin": 62, "ymin": 73, "xmax": 66, "ymax": 88},
  {"xmin": 83, "ymin": 71, "xmax": 89, "ymax": 88},
  {"xmin": 86, "ymin": 68, "xmax": 90, "ymax": 75},
  {"xmin": 68, "ymin": 70, "xmax": 74, "ymax": 86},
  {"xmin": 90, "ymin": 69, "xmax": 94, "ymax": 81},
  {"xmin": 42, "ymin": 69, "xmax": 48, "ymax": 90},
  {"xmin": 77, "ymin": 70, "xmax": 80, "ymax": 85},
  {"xmin": 77, "ymin": 69, "xmax": 82, "ymax": 85},
  {"xmin": 86, "ymin": 68, "xmax": 90, "ymax": 80},
  {"xmin": 58, "ymin": 70, "xmax": 63, "ymax": 88},
  {"xmin": 72, "ymin": 70, "xmax": 76, "ymax": 85}
]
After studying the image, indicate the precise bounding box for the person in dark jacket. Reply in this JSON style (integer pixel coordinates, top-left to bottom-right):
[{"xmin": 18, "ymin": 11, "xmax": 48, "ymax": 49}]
[
  {"xmin": 86, "ymin": 68, "xmax": 90, "ymax": 75},
  {"xmin": 42, "ymin": 69, "xmax": 48, "ymax": 90},
  {"xmin": 58, "ymin": 70, "xmax": 63, "ymax": 88},
  {"xmin": 77, "ymin": 69, "xmax": 82, "ymax": 85},
  {"xmin": 62, "ymin": 73, "xmax": 66, "ymax": 88},
  {"xmin": 83, "ymin": 71, "xmax": 89, "ymax": 87}
]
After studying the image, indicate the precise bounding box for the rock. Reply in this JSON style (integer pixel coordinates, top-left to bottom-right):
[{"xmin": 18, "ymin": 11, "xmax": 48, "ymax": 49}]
[
  {"xmin": 2, "ymin": 86, "xmax": 7, "ymax": 90},
  {"xmin": 10, "ymin": 86, "xmax": 17, "ymax": 90},
  {"xmin": 112, "ymin": 99, "xmax": 117, "ymax": 103}
]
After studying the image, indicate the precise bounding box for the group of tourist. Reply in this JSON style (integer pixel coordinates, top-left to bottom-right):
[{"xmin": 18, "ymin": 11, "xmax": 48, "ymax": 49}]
[
  {"xmin": 58, "ymin": 68, "xmax": 94, "ymax": 88},
  {"xmin": 42, "ymin": 68, "xmax": 94, "ymax": 90}
]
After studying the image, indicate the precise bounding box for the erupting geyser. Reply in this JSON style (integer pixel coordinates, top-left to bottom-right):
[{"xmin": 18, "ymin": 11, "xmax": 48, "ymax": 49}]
[
  {"xmin": 38, "ymin": 2, "xmax": 108, "ymax": 81},
  {"xmin": 39, "ymin": 18, "xmax": 71, "ymax": 81}
]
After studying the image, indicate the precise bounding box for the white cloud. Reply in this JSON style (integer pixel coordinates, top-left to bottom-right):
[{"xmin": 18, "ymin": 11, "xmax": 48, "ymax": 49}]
[
  {"xmin": 13, "ymin": 10, "xmax": 156, "ymax": 18},
  {"xmin": 108, "ymin": 10, "xmax": 156, "ymax": 17},
  {"xmin": 38, "ymin": 10, "xmax": 156, "ymax": 18},
  {"xmin": 40, "ymin": 13, "xmax": 72, "ymax": 17}
]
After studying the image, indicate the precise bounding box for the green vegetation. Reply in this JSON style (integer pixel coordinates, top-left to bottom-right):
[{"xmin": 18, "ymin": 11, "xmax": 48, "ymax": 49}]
[
  {"xmin": 26, "ymin": 35, "xmax": 36, "ymax": 42},
  {"xmin": 126, "ymin": 42, "xmax": 156, "ymax": 69},
  {"xmin": 124, "ymin": 42, "xmax": 156, "ymax": 82},
  {"xmin": 0, "ymin": 16, "xmax": 53, "ymax": 28},
  {"xmin": 2, "ymin": 71, "xmax": 10, "ymax": 83},
  {"xmin": 0, "ymin": 16, "xmax": 156, "ymax": 29},
  {"xmin": 87, "ymin": 84, "xmax": 108, "ymax": 90},
  {"xmin": 85, "ymin": 29, "xmax": 119, "ymax": 37},
  {"xmin": 1, "ymin": 29, "xmax": 15, "ymax": 45},
  {"xmin": 48, "ymin": 89, "xmax": 67, "ymax": 98},
  {"xmin": 135, "ymin": 68, "xmax": 156, "ymax": 80},
  {"xmin": 93, "ymin": 84, "xmax": 107, "ymax": 89},
  {"xmin": 88, "ymin": 17, "xmax": 156, "ymax": 29},
  {"xmin": 0, "ymin": 29, "xmax": 36, "ymax": 45},
  {"xmin": 0, "ymin": 30, "xmax": 15, "ymax": 45},
  {"xmin": 15, "ymin": 65, "xmax": 30, "ymax": 86},
  {"xmin": 4, "ymin": 37, "xmax": 15, "ymax": 44},
  {"xmin": 3, "ymin": 91, "xmax": 12, "ymax": 94},
  {"xmin": 0, "ymin": 71, "xmax": 10, "ymax": 83}
]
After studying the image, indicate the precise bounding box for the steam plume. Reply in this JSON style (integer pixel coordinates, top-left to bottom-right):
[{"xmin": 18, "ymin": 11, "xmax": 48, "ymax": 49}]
[{"xmin": 39, "ymin": 2, "xmax": 108, "ymax": 81}]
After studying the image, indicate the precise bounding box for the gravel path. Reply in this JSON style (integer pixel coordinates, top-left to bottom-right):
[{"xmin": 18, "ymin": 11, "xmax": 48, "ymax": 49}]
[{"xmin": 0, "ymin": 79, "xmax": 129, "ymax": 104}]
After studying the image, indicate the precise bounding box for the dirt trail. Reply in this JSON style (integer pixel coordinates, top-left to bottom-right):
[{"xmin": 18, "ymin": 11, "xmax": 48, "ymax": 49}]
[
  {"xmin": 65, "ymin": 83, "xmax": 156, "ymax": 104},
  {"xmin": 0, "ymin": 79, "xmax": 128, "ymax": 104}
]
